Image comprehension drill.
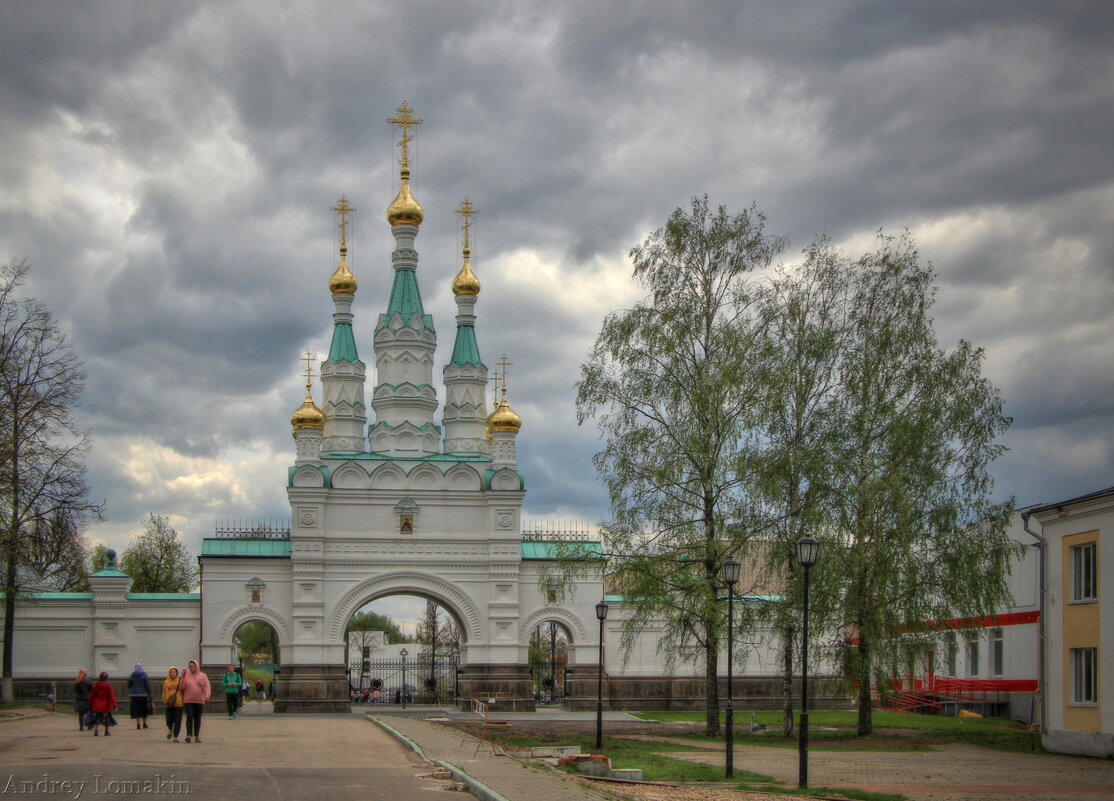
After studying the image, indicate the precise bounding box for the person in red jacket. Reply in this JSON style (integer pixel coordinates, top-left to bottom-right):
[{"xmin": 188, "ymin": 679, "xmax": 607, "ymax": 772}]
[
  {"xmin": 180, "ymin": 659, "xmax": 211, "ymax": 743},
  {"xmin": 89, "ymin": 672, "xmax": 117, "ymax": 737}
]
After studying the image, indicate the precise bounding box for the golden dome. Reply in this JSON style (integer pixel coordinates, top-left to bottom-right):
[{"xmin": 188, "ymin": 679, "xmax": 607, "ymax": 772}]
[
  {"xmin": 290, "ymin": 390, "xmax": 326, "ymax": 432},
  {"xmin": 490, "ymin": 388, "xmax": 522, "ymax": 432},
  {"xmin": 452, "ymin": 250, "xmax": 481, "ymax": 296},
  {"xmin": 386, "ymin": 168, "xmax": 424, "ymax": 227},
  {"xmin": 329, "ymin": 247, "xmax": 358, "ymax": 295}
]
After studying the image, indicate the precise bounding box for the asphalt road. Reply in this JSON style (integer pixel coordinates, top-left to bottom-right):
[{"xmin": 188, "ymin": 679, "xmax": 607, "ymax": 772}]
[{"xmin": 0, "ymin": 706, "xmax": 473, "ymax": 800}]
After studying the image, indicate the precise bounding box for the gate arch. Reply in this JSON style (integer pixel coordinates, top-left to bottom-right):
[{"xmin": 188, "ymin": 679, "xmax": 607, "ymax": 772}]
[
  {"xmin": 218, "ymin": 605, "xmax": 292, "ymax": 643},
  {"xmin": 329, "ymin": 571, "xmax": 484, "ymax": 643}
]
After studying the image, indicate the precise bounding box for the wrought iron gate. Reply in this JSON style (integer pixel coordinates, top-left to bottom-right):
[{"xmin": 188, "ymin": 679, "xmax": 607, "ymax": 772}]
[{"xmin": 349, "ymin": 655, "xmax": 458, "ymax": 706}]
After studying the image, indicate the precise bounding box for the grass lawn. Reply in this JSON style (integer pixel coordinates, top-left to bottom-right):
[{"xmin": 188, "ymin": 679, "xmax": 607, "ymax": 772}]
[{"xmin": 630, "ymin": 709, "xmax": 1040, "ymax": 752}]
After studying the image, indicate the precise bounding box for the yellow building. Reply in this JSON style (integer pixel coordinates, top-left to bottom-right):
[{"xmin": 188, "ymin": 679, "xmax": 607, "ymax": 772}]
[{"xmin": 1029, "ymin": 485, "xmax": 1112, "ymax": 757}]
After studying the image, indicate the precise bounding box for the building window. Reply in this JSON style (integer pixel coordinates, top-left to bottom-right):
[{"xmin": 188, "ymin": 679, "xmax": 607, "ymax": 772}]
[
  {"xmin": 946, "ymin": 639, "xmax": 957, "ymax": 675},
  {"xmin": 1071, "ymin": 648, "xmax": 1097, "ymax": 704},
  {"xmin": 991, "ymin": 628, "xmax": 1003, "ymax": 676},
  {"xmin": 1071, "ymin": 542, "xmax": 1097, "ymax": 602},
  {"xmin": 966, "ymin": 633, "xmax": 979, "ymax": 677}
]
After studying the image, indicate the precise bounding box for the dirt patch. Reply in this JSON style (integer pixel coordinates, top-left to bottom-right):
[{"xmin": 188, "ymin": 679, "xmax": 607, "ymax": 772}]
[
  {"xmin": 0, "ymin": 707, "xmax": 49, "ymax": 720},
  {"xmin": 438, "ymin": 718, "xmax": 938, "ymax": 751}
]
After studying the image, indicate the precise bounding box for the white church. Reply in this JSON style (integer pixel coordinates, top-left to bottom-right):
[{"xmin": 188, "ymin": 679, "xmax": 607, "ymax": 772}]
[{"xmin": 3, "ymin": 105, "xmax": 793, "ymax": 712}]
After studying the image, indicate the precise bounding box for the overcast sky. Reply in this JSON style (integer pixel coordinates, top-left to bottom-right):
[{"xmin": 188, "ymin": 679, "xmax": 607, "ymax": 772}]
[{"xmin": 2, "ymin": 1, "xmax": 1112, "ymax": 624}]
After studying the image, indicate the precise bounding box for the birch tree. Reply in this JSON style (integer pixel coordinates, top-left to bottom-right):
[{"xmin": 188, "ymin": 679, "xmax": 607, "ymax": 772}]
[{"xmin": 576, "ymin": 197, "xmax": 784, "ymax": 735}]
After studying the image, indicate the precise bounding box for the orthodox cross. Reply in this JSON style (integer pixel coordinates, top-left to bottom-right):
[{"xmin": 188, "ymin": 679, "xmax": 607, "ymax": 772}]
[
  {"xmin": 497, "ymin": 354, "xmax": 513, "ymax": 394},
  {"xmin": 301, "ymin": 351, "xmax": 317, "ymax": 391},
  {"xmin": 331, "ymin": 196, "xmax": 356, "ymax": 247},
  {"xmin": 387, "ymin": 102, "xmax": 422, "ymax": 170},
  {"xmin": 454, "ymin": 197, "xmax": 477, "ymax": 251}
]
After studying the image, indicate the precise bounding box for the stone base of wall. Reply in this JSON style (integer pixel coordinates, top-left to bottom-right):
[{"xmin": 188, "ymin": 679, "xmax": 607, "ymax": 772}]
[
  {"xmin": 563, "ymin": 672, "xmax": 852, "ymax": 712},
  {"xmin": 271, "ymin": 664, "xmax": 351, "ymax": 713},
  {"xmin": 1043, "ymin": 728, "xmax": 1114, "ymax": 759},
  {"xmin": 456, "ymin": 663, "xmax": 535, "ymax": 712}
]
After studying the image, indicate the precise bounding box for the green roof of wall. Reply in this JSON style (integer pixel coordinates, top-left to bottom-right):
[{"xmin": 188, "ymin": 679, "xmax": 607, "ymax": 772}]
[
  {"xmin": 450, "ymin": 323, "xmax": 483, "ymax": 367},
  {"xmin": 520, "ymin": 541, "xmax": 603, "ymax": 560},
  {"xmin": 90, "ymin": 568, "xmax": 129, "ymax": 577},
  {"xmin": 4, "ymin": 592, "xmax": 96, "ymax": 600},
  {"xmin": 201, "ymin": 539, "xmax": 292, "ymax": 557},
  {"xmin": 326, "ymin": 321, "xmax": 360, "ymax": 363},
  {"xmin": 125, "ymin": 593, "xmax": 200, "ymax": 601}
]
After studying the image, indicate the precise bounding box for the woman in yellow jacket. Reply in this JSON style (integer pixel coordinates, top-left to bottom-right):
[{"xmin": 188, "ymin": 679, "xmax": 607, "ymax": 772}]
[{"xmin": 162, "ymin": 667, "xmax": 185, "ymax": 742}]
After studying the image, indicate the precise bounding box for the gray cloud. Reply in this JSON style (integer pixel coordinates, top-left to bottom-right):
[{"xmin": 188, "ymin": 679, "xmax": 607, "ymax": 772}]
[{"xmin": 2, "ymin": 1, "xmax": 1111, "ymax": 551}]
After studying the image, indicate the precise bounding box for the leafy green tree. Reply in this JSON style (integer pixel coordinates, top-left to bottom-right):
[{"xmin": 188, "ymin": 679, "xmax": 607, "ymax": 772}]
[
  {"xmin": 235, "ymin": 621, "xmax": 278, "ymax": 666},
  {"xmin": 576, "ymin": 196, "xmax": 784, "ymax": 735},
  {"xmin": 751, "ymin": 239, "xmax": 849, "ymax": 736},
  {"xmin": 345, "ymin": 609, "xmax": 412, "ymax": 643},
  {"xmin": 120, "ymin": 513, "xmax": 198, "ymax": 593},
  {"xmin": 828, "ymin": 232, "xmax": 1016, "ymax": 734},
  {"xmin": 0, "ymin": 259, "xmax": 101, "ymax": 700},
  {"xmin": 89, "ymin": 543, "xmax": 110, "ymax": 574}
]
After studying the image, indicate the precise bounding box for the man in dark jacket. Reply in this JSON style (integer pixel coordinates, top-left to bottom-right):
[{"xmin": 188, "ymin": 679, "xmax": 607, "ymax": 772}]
[{"xmin": 127, "ymin": 663, "xmax": 154, "ymax": 730}]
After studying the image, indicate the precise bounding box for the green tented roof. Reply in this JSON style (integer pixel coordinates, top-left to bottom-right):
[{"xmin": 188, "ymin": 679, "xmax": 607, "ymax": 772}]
[
  {"xmin": 125, "ymin": 593, "xmax": 200, "ymax": 601},
  {"xmin": 381, "ymin": 268, "xmax": 432, "ymax": 329},
  {"xmin": 450, "ymin": 323, "xmax": 484, "ymax": 367},
  {"xmin": 201, "ymin": 539, "xmax": 292, "ymax": 558},
  {"xmin": 520, "ymin": 541, "xmax": 603, "ymax": 560},
  {"xmin": 90, "ymin": 568, "xmax": 129, "ymax": 577},
  {"xmin": 326, "ymin": 321, "xmax": 360, "ymax": 364}
]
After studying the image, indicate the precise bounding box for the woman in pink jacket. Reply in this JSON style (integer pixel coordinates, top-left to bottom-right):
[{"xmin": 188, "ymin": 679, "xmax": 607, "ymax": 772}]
[{"xmin": 180, "ymin": 659, "xmax": 211, "ymax": 743}]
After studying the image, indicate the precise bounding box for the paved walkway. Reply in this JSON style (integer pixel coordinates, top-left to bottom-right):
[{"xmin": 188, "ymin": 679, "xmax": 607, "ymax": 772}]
[
  {"xmin": 368, "ymin": 714, "xmax": 624, "ymax": 801},
  {"xmin": 0, "ymin": 708, "xmax": 459, "ymax": 801}
]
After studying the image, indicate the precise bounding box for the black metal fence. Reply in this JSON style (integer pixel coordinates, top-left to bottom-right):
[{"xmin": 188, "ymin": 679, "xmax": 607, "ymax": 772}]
[{"xmin": 349, "ymin": 656, "xmax": 458, "ymax": 706}]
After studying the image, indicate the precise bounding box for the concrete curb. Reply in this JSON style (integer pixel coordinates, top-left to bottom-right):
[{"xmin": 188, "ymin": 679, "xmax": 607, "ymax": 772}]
[
  {"xmin": 366, "ymin": 715, "xmax": 511, "ymax": 801},
  {"xmin": 365, "ymin": 714, "xmax": 426, "ymax": 757},
  {"xmin": 435, "ymin": 760, "xmax": 510, "ymax": 801}
]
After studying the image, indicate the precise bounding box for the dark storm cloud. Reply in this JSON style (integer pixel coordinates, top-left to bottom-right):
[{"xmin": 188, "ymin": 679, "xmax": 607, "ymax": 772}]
[{"xmin": 1, "ymin": 1, "xmax": 1111, "ymax": 548}]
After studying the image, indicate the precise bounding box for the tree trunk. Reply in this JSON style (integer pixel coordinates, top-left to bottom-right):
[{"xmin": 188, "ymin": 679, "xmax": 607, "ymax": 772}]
[
  {"xmin": 704, "ymin": 633, "xmax": 721, "ymax": 737},
  {"xmin": 856, "ymin": 638, "xmax": 873, "ymax": 735}
]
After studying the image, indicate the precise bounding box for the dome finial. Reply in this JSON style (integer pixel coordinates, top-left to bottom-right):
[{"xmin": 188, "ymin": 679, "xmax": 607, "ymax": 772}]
[
  {"xmin": 386, "ymin": 102, "xmax": 424, "ymax": 226},
  {"xmin": 291, "ymin": 351, "xmax": 326, "ymax": 433},
  {"xmin": 490, "ymin": 354, "xmax": 521, "ymax": 431},
  {"xmin": 452, "ymin": 197, "xmax": 481, "ymax": 296},
  {"xmin": 329, "ymin": 196, "xmax": 358, "ymax": 295}
]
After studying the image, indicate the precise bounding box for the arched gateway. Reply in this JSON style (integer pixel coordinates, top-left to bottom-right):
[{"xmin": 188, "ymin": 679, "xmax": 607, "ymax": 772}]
[{"xmin": 198, "ymin": 107, "xmax": 604, "ymax": 711}]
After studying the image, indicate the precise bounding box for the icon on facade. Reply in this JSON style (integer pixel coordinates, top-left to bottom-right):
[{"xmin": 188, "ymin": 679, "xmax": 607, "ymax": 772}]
[{"xmin": 400, "ymin": 514, "xmax": 414, "ymax": 535}]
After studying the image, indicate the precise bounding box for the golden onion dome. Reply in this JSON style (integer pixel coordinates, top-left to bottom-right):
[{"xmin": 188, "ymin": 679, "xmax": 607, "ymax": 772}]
[
  {"xmin": 490, "ymin": 389, "xmax": 522, "ymax": 432},
  {"xmin": 386, "ymin": 168, "xmax": 424, "ymax": 227},
  {"xmin": 329, "ymin": 247, "xmax": 358, "ymax": 295},
  {"xmin": 452, "ymin": 250, "xmax": 481, "ymax": 296},
  {"xmin": 290, "ymin": 391, "xmax": 326, "ymax": 432}
]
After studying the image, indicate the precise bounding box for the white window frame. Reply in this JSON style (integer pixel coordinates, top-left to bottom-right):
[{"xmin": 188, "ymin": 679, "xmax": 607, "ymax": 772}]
[
  {"xmin": 966, "ymin": 633, "xmax": 979, "ymax": 677},
  {"xmin": 991, "ymin": 628, "xmax": 1004, "ymax": 677},
  {"xmin": 1071, "ymin": 542, "xmax": 1097, "ymax": 602},
  {"xmin": 1070, "ymin": 647, "xmax": 1098, "ymax": 705}
]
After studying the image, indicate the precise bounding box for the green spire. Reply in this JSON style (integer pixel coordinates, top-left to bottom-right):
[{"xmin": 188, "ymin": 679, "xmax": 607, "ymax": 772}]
[
  {"xmin": 450, "ymin": 323, "xmax": 483, "ymax": 367},
  {"xmin": 380, "ymin": 268, "xmax": 433, "ymax": 330},
  {"xmin": 326, "ymin": 321, "xmax": 359, "ymax": 363}
]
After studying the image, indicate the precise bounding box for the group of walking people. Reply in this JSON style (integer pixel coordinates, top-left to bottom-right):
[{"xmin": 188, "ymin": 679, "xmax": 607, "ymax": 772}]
[{"xmin": 72, "ymin": 660, "xmax": 213, "ymax": 742}]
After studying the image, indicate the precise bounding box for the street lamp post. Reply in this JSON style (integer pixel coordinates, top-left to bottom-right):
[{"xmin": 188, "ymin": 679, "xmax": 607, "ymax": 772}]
[
  {"xmin": 795, "ymin": 536, "xmax": 819, "ymax": 789},
  {"xmin": 400, "ymin": 648, "xmax": 409, "ymax": 710},
  {"xmin": 595, "ymin": 599, "xmax": 609, "ymax": 751},
  {"xmin": 721, "ymin": 558, "xmax": 741, "ymax": 778}
]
